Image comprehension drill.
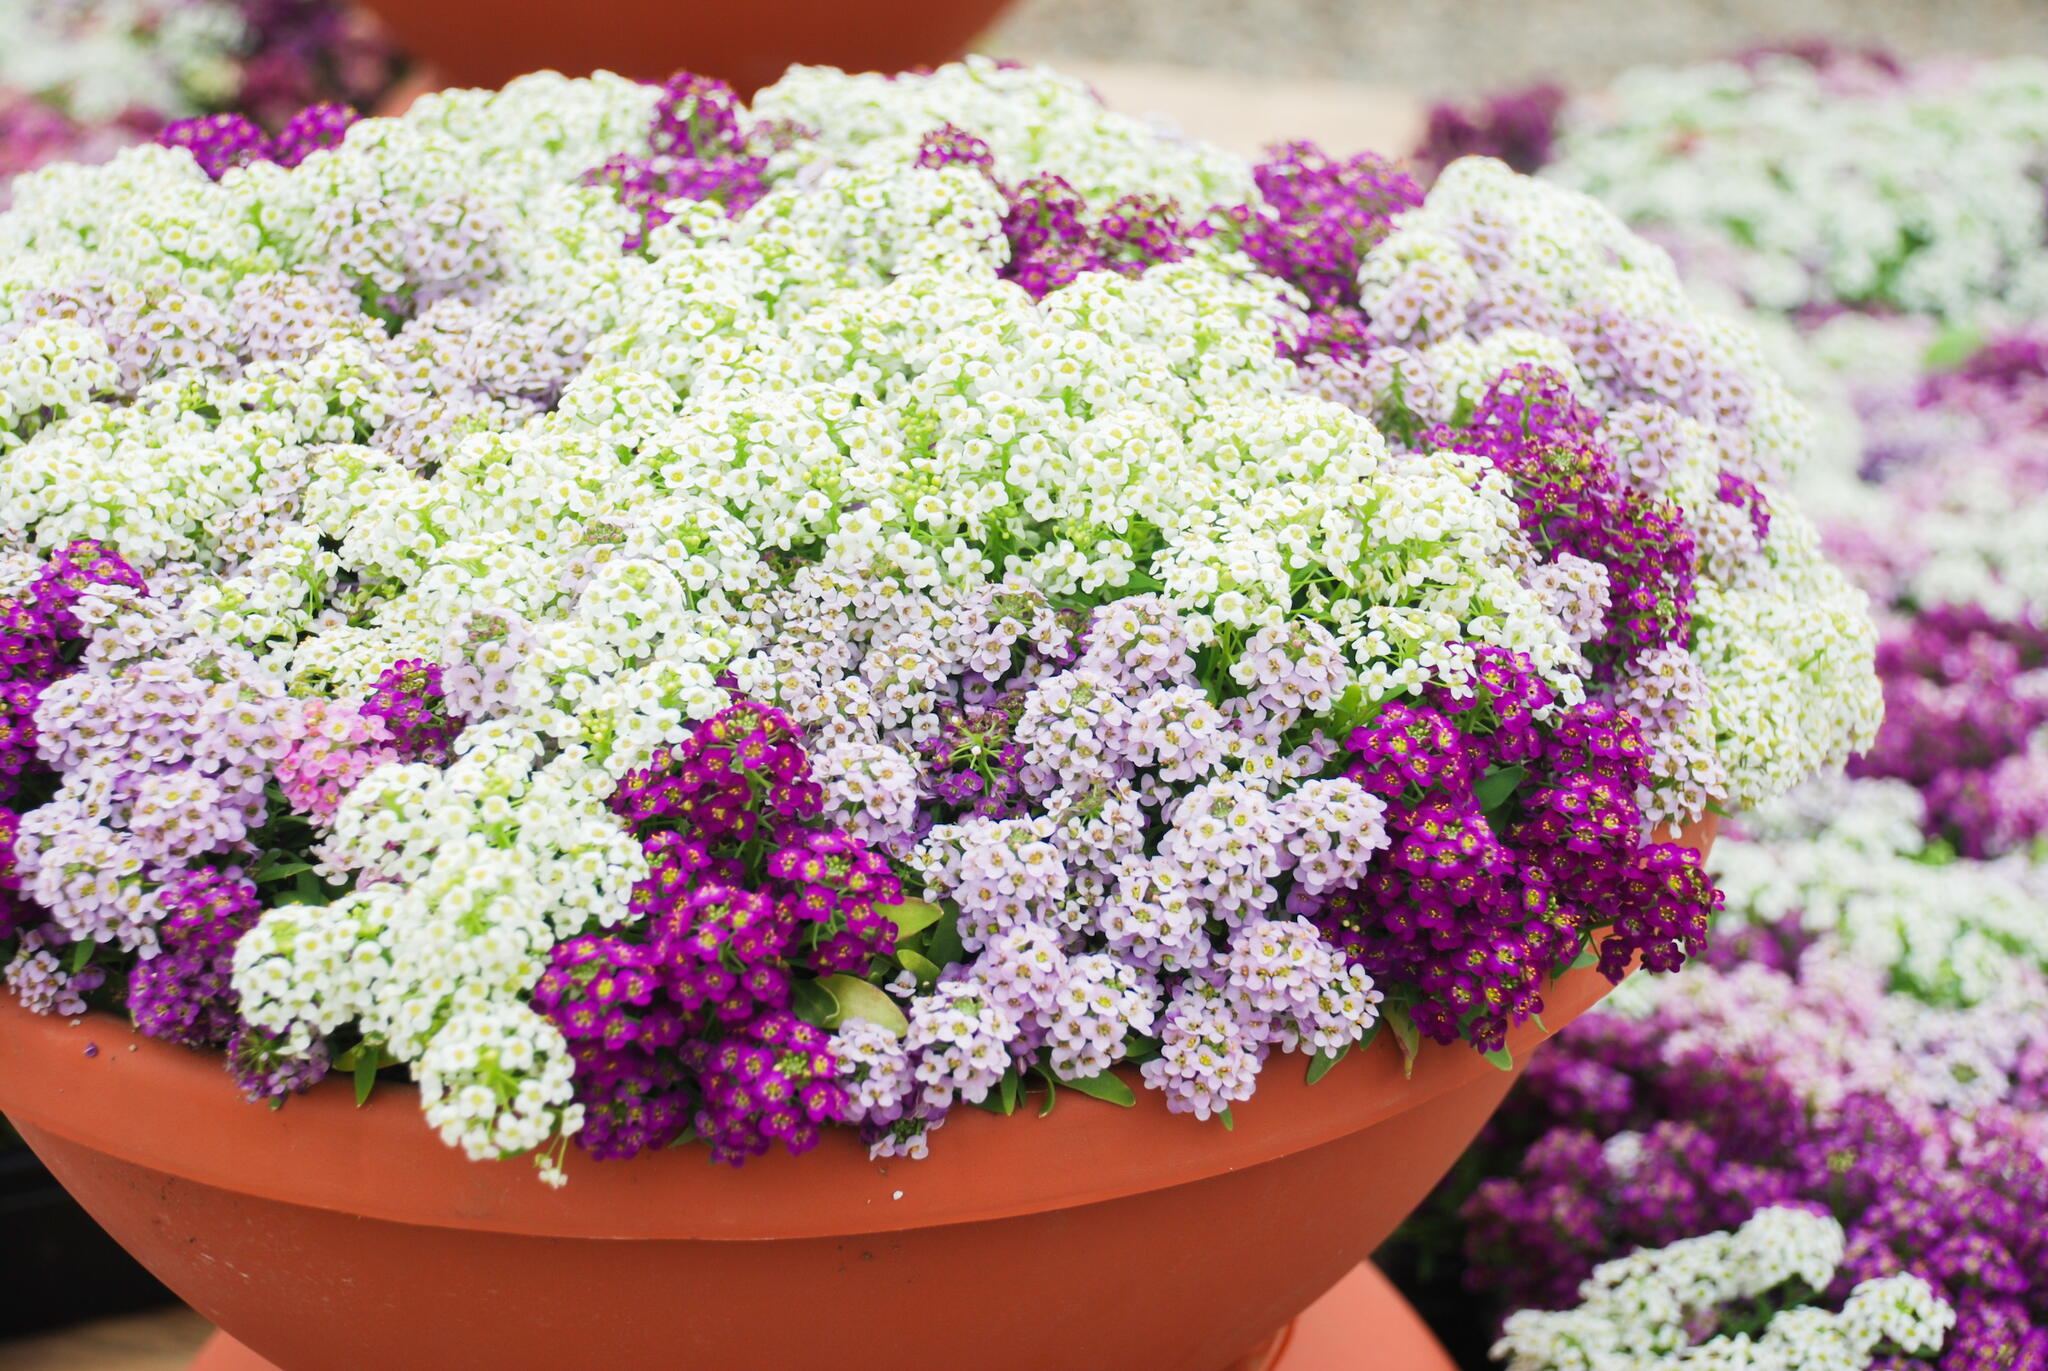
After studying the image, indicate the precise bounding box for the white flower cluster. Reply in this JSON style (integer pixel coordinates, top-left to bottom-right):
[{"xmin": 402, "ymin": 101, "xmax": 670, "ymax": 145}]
[
  {"xmin": 232, "ymin": 725, "xmax": 647, "ymax": 1181},
  {"xmin": 1548, "ymin": 53, "xmax": 2048, "ymax": 322},
  {"xmin": 1495, "ymin": 1207, "xmax": 1954, "ymax": 1371},
  {"xmin": 1714, "ymin": 775, "xmax": 2048, "ymax": 1008},
  {"xmin": 752, "ymin": 55, "xmax": 1252, "ymax": 212}
]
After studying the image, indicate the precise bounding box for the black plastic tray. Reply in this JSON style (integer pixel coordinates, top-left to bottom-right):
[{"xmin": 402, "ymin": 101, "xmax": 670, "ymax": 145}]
[{"xmin": 1, "ymin": 1143, "xmax": 176, "ymax": 1338}]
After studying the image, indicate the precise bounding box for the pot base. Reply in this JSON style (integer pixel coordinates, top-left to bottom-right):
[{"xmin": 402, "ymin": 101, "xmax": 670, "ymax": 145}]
[
  {"xmin": 1259, "ymin": 1263, "xmax": 1458, "ymax": 1371},
  {"xmin": 188, "ymin": 1261, "xmax": 1454, "ymax": 1371}
]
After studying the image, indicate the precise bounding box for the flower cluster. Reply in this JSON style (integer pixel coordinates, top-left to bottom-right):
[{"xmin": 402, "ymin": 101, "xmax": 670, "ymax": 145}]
[
  {"xmin": 1222, "ymin": 140, "xmax": 1421, "ymax": 362},
  {"xmin": 0, "ymin": 62, "xmax": 1874, "ymax": 1175},
  {"xmin": 158, "ymin": 101, "xmax": 359, "ymax": 178},
  {"xmin": 1495, "ymin": 1207, "xmax": 1953, "ymax": 1371},
  {"xmin": 583, "ymin": 72, "xmax": 769, "ymax": 250},
  {"xmin": 1413, "ymin": 85, "xmax": 1565, "ymax": 182},
  {"xmin": 532, "ymin": 701, "xmax": 891, "ymax": 1163},
  {"xmin": 1714, "ymin": 775, "xmax": 2048, "ymax": 1009},
  {"xmin": 1312, "ymin": 652, "xmax": 1718, "ymax": 1053}
]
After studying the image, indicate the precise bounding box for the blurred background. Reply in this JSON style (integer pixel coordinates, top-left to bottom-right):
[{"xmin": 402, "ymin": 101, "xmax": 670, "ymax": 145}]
[{"xmin": 989, "ymin": 0, "xmax": 2048, "ymax": 92}]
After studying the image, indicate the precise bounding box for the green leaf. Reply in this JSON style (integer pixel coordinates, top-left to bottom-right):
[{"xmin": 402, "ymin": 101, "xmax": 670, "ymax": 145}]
[
  {"xmin": 1388, "ymin": 1007, "xmax": 1422, "ymax": 1080},
  {"xmin": 1305, "ymin": 1043, "xmax": 1350, "ymax": 1085},
  {"xmin": 1034, "ymin": 1069, "xmax": 1058, "ymax": 1118},
  {"xmin": 1056, "ymin": 1069, "xmax": 1137, "ymax": 1107},
  {"xmin": 997, "ymin": 1067, "xmax": 1019, "ymax": 1115},
  {"xmin": 1328, "ymin": 684, "xmax": 1387, "ymax": 736},
  {"xmin": 1475, "ymin": 764, "xmax": 1527, "ymax": 813},
  {"xmin": 878, "ymin": 899, "xmax": 944, "ymax": 944},
  {"xmin": 896, "ymin": 949, "xmax": 943, "ymax": 988},
  {"xmin": 815, "ymin": 974, "xmax": 910, "ymax": 1038},
  {"xmin": 1566, "ymin": 946, "xmax": 1599, "ymax": 973},
  {"xmin": 67, "ymin": 939, "xmax": 94, "ymax": 973},
  {"xmin": 923, "ymin": 906, "xmax": 966, "ymax": 971},
  {"xmin": 1481, "ymin": 1047, "xmax": 1515, "ymax": 1072},
  {"xmin": 254, "ymin": 860, "xmax": 315, "ymax": 883},
  {"xmin": 1218, "ymin": 1106, "xmax": 1236, "ymax": 1131},
  {"xmin": 789, "ymin": 978, "xmax": 838, "ymax": 1027},
  {"xmin": 1121, "ymin": 1032, "xmax": 1163, "ymax": 1064},
  {"xmin": 1923, "ymin": 322, "xmax": 1985, "ymax": 372},
  {"xmin": 353, "ymin": 1053, "xmax": 378, "ymax": 1108},
  {"xmin": 1531, "ymin": 1013, "xmax": 1548, "ymax": 1035}
]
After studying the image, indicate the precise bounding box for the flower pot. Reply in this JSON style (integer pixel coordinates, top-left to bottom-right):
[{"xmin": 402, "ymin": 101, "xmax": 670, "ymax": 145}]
[
  {"xmin": 0, "ymin": 821, "xmax": 1709, "ymax": 1371},
  {"xmin": 351, "ymin": 0, "xmax": 1019, "ymax": 96},
  {"xmin": 187, "ymin": 1259, "xmax": 1458, "ymax": 1371}
]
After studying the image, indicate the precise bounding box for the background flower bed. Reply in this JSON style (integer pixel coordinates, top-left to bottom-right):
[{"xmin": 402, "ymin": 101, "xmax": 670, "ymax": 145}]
[
  {"xmin": 1379, "ymin": 41, "xmax": 2048, "ymax": 1371},
  {"xmin": 0, "ymin": 0, "xmax": 399, "ymax": 204}
]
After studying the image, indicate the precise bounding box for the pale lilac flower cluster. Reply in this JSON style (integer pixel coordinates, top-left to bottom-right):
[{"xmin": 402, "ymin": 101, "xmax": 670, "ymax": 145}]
[{"xmin": 17, "ymin": 609, "xmax": 290, "ymax": 950}]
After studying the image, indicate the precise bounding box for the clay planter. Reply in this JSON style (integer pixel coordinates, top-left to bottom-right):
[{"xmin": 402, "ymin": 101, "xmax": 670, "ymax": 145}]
[
  {"xmin": 187, "ymin": 1259, "xmax": 1459, "ymax": 1371},
  {"xmin": 352, "ymin": 0, "xmax": 1019, "ymax": 96},
  {"xmin": 0, "ymin": 819, "xmax": 1711, "ymax": 1371}
]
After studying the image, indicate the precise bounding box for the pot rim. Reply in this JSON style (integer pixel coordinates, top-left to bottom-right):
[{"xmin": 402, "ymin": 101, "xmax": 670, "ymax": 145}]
[{"xmin": 0, "ymin": 819, "xmax": 1713, "ymax": 1242}]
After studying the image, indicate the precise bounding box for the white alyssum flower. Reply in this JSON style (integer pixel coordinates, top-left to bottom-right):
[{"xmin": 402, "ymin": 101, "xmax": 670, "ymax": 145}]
[{"xmin": 1494, "ymin": 1207, "xmax": 1954, "ymax": 1371}]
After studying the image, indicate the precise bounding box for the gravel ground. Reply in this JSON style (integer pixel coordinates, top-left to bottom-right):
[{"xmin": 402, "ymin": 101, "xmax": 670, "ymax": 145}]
[
  {"xmin": 987, "ymin": 0, "xmax": 2048, "ymax": 95},
  {"xmin": 1036, "ymin": 59, "xmax": 1422, "ymax": 158}
]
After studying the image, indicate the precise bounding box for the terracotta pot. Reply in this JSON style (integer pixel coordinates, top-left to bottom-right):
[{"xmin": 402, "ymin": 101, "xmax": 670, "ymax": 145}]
[
  {"xmin": 352, "ymin": 0, "xmax": 1020, "ymax": 97},
  {"xmin": 186, "ymin": 1259, "xmax": 1457, "ymax": 1371},
  {"xmin": 0, "ymin": 818, "xmax": 1711, "ymax": 1371}
]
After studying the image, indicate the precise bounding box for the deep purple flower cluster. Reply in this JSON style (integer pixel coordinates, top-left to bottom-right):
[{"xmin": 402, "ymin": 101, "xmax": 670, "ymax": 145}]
[
  {"xmin": 271, "ymin": 102, "xmax": 360, "ymax": 168},
  {"xmin": 23, "ymin": 539, "xmax": 150, "ymax": 638},
  {"xmin": 1451, "ymin": 955, "xmax": 2048, "ymax": 1371},
  {"xmin": 358, "ymin": 658, "xmax": 463, "ymax": 765},
  {"xmin": 538, "ymin": 701, "xmax": 899, "ymax": 1163},
  {"xmin": 1225, "ymin": 141, "xmax": 1423, "ymax": 363},
  {"xmin": 913, "ymin": 122, "xmax": 996, "ymax": 175},
  {"xmin": 157, "ymin": 103, "xmax": 360, "ymax": 180},
  {"xmin": 585, "ymin": 73, "xmax": 768, "ymax": 250},
  {"xmin": 1413, "ymin": 84, "xmax": 1567, "ymax": 182},
  {"xmin": 998, "ymin": 173, "xmax": 1195, "ymax": 300},
  {"xmin": 910, "ymin": 121, "xmax": 1202, "ymax": 299},
  {"xmin": 0, "ymin": 540, "xmax": 148, "ymax": 804},
  {"xmin": 1311, "ymin": 646, "xmax": 1717, "ymax": 1052},
  {"xmin": 227, "ymin": 1023, "xmax": 332, "ymax": 1104},
  {"xmin": 126, "ymin": 867, "xmax": 262, "ymax": 1049},
  {"xmin": 1428, "ymin": 365, "xmax": 1701, "ymax": 675},
  {"xmin": 679, "ymin": 1011, "xmax": 847, "ymax": 1165},
  {"xmin": 918, "ymin": 691, "xmax": 1032, "ymax": 818},
  {"xmin": 1849, "ymin": 607, "xmax": 2048, "ymax": 858}
]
